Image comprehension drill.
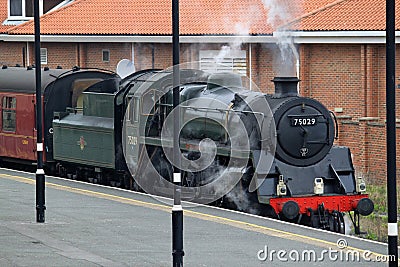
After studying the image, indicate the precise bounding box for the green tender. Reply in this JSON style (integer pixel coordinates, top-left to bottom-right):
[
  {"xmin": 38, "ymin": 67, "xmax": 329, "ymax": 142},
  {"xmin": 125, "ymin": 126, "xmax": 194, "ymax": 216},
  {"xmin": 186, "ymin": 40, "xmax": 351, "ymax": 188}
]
[{"xmin": 53, "ymin": 113, "xmax": 115, "ymax": 169}]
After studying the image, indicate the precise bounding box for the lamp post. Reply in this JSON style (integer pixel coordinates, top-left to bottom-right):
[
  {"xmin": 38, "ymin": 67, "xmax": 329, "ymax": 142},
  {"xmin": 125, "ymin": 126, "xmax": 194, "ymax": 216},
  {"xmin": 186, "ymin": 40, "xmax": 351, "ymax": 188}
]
[
  {"xmin": 385, "ymin": 0, "xmax": 398, "ymax": 265},
  {"xmin": 34, "ymin": 0, "xmax": 46, "ymax": 223},
  {"xmin": 172, "ymin": 0, "xmax": 184, "ymax": 266}
]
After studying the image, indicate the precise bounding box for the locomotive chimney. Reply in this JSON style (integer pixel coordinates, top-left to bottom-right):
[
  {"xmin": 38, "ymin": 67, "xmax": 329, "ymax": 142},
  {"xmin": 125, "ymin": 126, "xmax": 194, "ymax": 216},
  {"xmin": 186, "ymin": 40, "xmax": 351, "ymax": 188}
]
[{"xmin": 272, "ymin": 77, "xmax": 299, "ymax": 97}]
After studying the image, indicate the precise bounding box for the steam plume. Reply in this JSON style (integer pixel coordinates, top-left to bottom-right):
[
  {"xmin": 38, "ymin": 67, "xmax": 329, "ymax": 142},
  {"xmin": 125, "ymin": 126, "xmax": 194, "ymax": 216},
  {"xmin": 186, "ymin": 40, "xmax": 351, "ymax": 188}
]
[{"xmin": 262, "ymin": 0, "xmax": 303, "ymax": 77}]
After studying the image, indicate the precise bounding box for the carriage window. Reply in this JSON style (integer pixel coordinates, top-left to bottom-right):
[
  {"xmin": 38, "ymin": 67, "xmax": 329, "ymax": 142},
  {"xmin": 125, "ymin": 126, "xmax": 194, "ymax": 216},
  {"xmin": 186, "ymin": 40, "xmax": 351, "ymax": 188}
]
[{"xmin": 2, "ymin": 97, "xmax": 16, "ymax": 132}]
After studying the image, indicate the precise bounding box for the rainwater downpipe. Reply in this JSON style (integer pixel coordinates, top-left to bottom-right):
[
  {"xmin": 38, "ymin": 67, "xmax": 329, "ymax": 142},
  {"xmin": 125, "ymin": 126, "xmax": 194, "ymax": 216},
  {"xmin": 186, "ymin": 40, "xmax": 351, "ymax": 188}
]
[
  {"xmin": 152, "ymin": 43, "xmax": 155, "ymax": 69},
  {"xmin": 249, "ymin": 43, "xmax": 252, "ymax": 91},
  {"xmin": 26, "ymin": 42, "xmax": 30, "ymax": 66},
  {"xmin": 131, "ymin": 43, "xmax": 135, "ymax": 68},
  {"xmin": 296, "ymin": 58, "xmax": 300, "ymax": 93}
]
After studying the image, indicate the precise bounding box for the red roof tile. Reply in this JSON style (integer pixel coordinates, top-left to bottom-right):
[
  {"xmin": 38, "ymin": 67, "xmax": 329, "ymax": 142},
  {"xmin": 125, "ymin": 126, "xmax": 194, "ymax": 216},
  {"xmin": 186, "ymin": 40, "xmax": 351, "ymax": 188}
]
[
  {"xmin": 2, "ymin": 0, "xmax": 399, "ymax": 36},
  {"xmin": 287, "ymin": 0, "xmax": 400, "ymax": 31},
  {"xmin": 0, "ymin": 0, "xmax": 12, "ymax": 33},
  {"xmin": 7, "ymin": 0, "xmax": 274, "ymax": 35},
  {"xmin": 301, "ymin": 0, "xmax": 341, "ymax": 13}
]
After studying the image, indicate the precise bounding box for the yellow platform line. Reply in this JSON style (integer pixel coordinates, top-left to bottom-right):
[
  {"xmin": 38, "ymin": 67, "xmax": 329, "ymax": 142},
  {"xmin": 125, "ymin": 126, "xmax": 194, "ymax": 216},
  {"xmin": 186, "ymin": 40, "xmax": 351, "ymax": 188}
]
[{"xmin": 0, "ymin": 173, "xmax": 389, "ymax": 259}]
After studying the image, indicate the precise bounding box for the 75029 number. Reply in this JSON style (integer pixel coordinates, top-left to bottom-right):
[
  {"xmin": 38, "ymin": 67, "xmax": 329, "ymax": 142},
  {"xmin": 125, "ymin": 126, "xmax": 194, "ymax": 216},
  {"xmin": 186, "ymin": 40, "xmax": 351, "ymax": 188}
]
[{"xmin": 291, "ymin": 117, "xmax": 317, "ymax": 126}]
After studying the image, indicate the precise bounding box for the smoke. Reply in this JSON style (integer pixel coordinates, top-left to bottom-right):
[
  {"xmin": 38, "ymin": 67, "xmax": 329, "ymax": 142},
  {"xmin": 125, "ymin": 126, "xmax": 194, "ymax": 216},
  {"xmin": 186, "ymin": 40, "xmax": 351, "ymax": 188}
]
[
  {"xmin": 225, "ymin": 184, "xmax": 259, "ymax": 215},
  {"xmin": 181, "ymin": 138, "xmax": 217, "ymax": 173},
  {"xmin": 207, "ymin": 166, "xmax": 258, "ymax": 214},
  {"xmin": 262, "ymin": 0, "xmax": 302, "ymax": 77},
  {"xmin": 214, "ymin": 45, "xmax": 233, "ymax": 64},
  {"xmin": 213, "ymin": 1, "xmax": 261, "ymax": 66},
  {"xmin": 273, "ymin": 31, "xmax": 299, "ymax": 77},
  {"xmin": 209, "ymin": 0, "xmax": 302, "ymax": 77}
]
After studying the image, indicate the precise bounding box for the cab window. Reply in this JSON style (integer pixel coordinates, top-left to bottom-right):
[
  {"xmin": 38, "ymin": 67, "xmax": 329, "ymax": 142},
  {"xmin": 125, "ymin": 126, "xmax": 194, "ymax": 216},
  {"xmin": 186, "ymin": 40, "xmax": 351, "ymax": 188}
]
[{"xmin": 126, "ymin": 98, "xmax": 140, "ymax": 123}]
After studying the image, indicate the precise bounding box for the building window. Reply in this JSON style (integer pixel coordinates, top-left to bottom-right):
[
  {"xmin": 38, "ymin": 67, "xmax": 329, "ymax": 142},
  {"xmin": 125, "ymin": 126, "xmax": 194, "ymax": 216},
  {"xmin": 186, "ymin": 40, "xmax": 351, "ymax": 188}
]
[
  {"xmin": 9, "ymin": 0, "xmax": 23, "ymax": 17},
  {"xmin": 102, "ymin": 50, "xmax": 110, "ymax": 62},
  {"xmin": 44, "ymin": 0, "xmax": 64, "ymax": 13},
  {"xmin": 199, "ymin": 49, "xmax": 247, "ymax": 76},
  {"xmin": 40, "ymin": 48, "xmax": 48, "ymax": 65},
  {"xmin": 2, "ymin": 97, "xmax": 17, "ymax": 132},
  {"xmin": 8, "ymin": 0, "xmax": 34, "ymax": 17},
  {"xmin": 8, "ymin": 0, "xmax": 65, "ymax": 20}
]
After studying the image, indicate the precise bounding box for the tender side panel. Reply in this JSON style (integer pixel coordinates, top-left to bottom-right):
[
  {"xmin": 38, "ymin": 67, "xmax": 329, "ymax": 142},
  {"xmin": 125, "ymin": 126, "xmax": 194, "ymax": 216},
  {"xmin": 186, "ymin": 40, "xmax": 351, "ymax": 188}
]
[
  {"xmin": 0, "ymin": 93, "xmax": 36, "ymax": 161},
  {"xmin": 53, "ymin": 114, "xmax": 115, "ymax": 169}
]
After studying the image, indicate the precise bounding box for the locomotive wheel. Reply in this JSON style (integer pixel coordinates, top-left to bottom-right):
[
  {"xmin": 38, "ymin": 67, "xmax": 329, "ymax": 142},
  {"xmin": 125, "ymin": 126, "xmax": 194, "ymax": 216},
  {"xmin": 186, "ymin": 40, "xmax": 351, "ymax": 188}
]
[
  {"xmin": 132, "ymin": 178, "xmax": 142, "ymax": 192},
  {"xmin": 329, "ymin": 211, "xmax": 345, "ymax": 234},
  {"xmin": 122, "ymin": 175, "xmax": 132, "ymax": 190},
  {"xmin": 337, "ymin": 212, "xmax": 345, "ymax": 234}
]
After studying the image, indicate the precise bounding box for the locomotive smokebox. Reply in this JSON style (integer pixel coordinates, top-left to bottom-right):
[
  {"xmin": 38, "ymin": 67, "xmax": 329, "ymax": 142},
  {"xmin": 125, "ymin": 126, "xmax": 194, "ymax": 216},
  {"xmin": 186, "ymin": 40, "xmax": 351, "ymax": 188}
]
[{"xmin": 272, "ymin": 77, "xmax": 299, "ymax": 97}]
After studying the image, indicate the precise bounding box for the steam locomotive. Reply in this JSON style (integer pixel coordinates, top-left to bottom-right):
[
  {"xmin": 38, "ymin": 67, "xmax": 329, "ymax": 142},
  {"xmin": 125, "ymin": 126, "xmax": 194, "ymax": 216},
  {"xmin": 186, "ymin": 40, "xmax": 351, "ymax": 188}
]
[{"xmin": 0, "ymin": 66, "xmax": 373, "ymax": 234}]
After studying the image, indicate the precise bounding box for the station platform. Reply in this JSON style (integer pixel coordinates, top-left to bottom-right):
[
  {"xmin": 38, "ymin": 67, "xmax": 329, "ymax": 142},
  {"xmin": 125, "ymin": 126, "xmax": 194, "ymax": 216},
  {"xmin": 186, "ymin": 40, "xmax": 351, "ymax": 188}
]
[{"xmin": 0, "ymin": 167, "xmax": 396, "ymax": 266}]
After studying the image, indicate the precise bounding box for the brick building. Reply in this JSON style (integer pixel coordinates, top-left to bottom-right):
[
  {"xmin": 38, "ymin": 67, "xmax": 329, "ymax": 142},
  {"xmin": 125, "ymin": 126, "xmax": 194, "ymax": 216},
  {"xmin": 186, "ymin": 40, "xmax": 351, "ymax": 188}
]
[{"xmin": 0, "ymin": 0, "xmax": 399, "ymax": 183}]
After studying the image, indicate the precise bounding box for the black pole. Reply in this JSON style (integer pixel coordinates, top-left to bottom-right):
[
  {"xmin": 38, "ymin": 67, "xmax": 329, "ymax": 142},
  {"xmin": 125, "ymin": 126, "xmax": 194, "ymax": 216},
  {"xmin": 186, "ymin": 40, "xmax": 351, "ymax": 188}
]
[
  {"xmin": 34, "ymin": 0, "xmax": 45, "ymax": 223},
  {"xmin": 386, "ymin": 0, "xmax": 398, "ymax": 265},
  {"xmin": 172, "ymin": 0, "xmax": 184, "ymax": 266}
]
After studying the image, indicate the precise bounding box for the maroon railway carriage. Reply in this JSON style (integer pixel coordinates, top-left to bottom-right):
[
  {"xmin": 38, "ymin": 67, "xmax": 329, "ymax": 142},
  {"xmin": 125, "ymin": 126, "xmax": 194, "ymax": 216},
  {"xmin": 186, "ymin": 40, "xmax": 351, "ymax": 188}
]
[
  {"xmin": 0, "ymin": 66, "xmax": 119, "ymax": 167},
  {"xmin": 0, "ymin": 89, "xmax": 36, "ymax": 161}
]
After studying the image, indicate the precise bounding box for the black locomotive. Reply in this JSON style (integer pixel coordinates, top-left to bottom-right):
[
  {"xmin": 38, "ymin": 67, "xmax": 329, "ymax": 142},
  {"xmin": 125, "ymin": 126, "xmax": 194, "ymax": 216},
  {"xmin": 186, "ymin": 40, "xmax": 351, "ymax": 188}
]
[
  {"xmin": 0, "ymin": 66, "xmax": 374, "ymax": 233},
  {"xmin": 117, "ymin": 69, "xmax": 373, "ymax": 234}
]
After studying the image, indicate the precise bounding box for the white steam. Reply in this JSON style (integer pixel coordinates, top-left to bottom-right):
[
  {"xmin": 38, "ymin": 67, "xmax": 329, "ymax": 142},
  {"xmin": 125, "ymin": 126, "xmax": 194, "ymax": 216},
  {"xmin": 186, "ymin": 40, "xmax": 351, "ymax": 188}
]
[
  {"xmin": 212, "ymin": 166, "xmax": 258, "ymax": 214},
  {"xmin": 214, "ymin": 45, "xmax": 234, "ymax": 64},
  {"xmin": 262, "ymin": 0, "xmax": 302, "ymax": 77},
  {"xmin": 211, "ymin": 0, "xmax": 302, "ymax": 77},
  {"xmin": 213, "ymin": 2, "xmax": 260, "ymax": 65}
]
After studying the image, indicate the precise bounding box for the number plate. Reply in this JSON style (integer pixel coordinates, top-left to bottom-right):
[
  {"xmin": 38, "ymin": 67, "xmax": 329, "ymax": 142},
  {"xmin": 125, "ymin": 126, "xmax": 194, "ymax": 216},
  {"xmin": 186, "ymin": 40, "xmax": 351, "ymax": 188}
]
[{"xmin": 291, "ymin": 117, "xmax": 317, "ymax": 126}]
